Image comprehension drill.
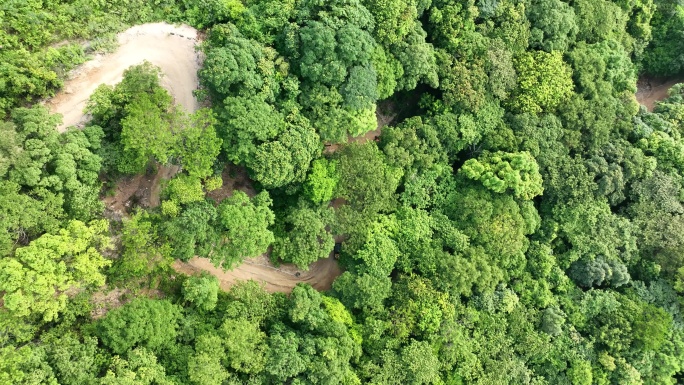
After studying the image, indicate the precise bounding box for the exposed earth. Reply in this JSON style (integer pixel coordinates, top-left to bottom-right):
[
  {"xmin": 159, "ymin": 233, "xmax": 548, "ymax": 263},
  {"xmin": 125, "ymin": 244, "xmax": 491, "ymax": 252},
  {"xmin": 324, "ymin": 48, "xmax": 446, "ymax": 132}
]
[
  {"xmin": 46, "ymin": 23, "xmax": 342, "ymax": 293},
  {"xmin": 46, "ymin": 23, "xmax": 201, "ymax": 132},
  {"xmin": 636, "ymin": 77, "xmax": 684, "ymax": 111}
]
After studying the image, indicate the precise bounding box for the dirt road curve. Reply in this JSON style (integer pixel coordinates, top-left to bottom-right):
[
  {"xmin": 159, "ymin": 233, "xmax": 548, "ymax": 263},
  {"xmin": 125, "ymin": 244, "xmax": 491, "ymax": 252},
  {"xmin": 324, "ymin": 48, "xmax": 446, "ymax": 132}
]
[
  {"xmin": 47, "ymin": 22, "xmax": 343, "ymax": 292},
  {"xmin": 636, "ymin": 77, "xmax": 683, "ymax": 111},
  {"xmin": 46, "ymin": 23, "xmax": 201, "ymax": 132},
  {"xmin": 173, "ymin": 255, "xmax": 342, "ymax": 293}
]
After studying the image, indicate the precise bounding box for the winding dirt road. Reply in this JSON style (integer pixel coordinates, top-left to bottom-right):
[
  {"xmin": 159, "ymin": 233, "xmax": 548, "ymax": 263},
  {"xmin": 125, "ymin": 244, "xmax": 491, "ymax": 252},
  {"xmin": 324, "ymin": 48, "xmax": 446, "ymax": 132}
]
[
  {"xmin": 46, "ymin": 23, "xmax": 343, "ymax": 293},
  {"xmin": 46, "ymin": 23, "xmax": 201, "ymax": 131}
]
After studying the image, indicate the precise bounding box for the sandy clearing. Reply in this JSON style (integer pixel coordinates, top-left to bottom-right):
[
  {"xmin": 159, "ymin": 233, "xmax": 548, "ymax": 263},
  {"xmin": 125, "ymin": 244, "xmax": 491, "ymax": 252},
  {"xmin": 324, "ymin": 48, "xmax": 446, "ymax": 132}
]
[
  {"xmin": 45, "ymin": 23, "xmax": 202, "ymax": 132},
  {"xmin": 636, "ymin": 77, "xmax": 684, "ymax": 111},
  {"xmin": 173, "ymin": 254, "xmax": 342, "ymax": 293}
]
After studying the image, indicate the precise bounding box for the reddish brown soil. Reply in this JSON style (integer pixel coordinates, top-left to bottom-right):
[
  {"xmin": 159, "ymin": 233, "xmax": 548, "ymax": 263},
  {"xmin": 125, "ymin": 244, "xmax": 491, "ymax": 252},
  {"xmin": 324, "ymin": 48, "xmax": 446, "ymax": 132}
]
[{"xmin": 636, "ymin": 77, "xmax": 684, "ymax": 111}]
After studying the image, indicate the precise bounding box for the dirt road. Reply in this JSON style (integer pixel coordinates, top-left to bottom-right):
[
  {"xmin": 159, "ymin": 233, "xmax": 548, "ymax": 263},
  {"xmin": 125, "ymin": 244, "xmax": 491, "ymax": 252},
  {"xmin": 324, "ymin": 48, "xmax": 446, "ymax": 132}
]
[
  {"xmin": 173, "ymin": 255, "xmax": 342, "ymax": 293},
  {"xmin": 46, "ymin": 22, "xmax": 343, "ymax": 293},
  {"xmin": 46, "ymin": 23, "xmax": 201, "ymax": 131}
]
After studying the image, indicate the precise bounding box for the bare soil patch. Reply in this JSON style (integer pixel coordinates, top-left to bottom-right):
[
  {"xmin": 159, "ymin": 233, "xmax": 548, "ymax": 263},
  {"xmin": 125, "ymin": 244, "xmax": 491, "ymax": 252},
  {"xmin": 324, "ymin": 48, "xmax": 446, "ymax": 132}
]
[
  {"xmin": 173, "ymin": 254, "xmax": 342, "ymax": 293},
  {"xmin": 90, "ymin": 287, "xmax": 164, "ymax": 319},
  {"xmin": 90, "ymin": 287, "xmax": 129, "ymax": 319},
  {"xmin": 48, "ymin": 23, "xmax": 343, "ymax": 293},
  {"xmin": 45, "ymin": 23, "xmax": 202, "ymax": 131},
  {"xmin": 102, "ymin": 164, "xmax": 180, "ymax": 217},
  {"xmin": 636, "ymin": 77, "xmax": 684, "ymax": 111}
]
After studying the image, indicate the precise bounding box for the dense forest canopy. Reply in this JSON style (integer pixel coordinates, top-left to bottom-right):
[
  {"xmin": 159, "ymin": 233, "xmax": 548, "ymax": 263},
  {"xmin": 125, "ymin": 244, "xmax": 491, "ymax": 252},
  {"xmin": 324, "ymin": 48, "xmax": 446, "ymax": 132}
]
[{"xmin": 2, "ymin": 0, "xmax": 684, "ymax": 384}]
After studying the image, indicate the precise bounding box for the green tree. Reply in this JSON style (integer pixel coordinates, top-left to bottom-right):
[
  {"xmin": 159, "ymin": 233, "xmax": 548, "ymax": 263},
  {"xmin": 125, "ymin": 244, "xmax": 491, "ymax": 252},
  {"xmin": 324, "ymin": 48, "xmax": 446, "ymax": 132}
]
[
  {"xmin": 175, "ymin": 109, "xmax": 222, "ymax": 179},
  {"xmin": 182, "ymin": 0, "xmax": 245, "ymax": 29},
  {"xmin": 212, "ymin": 191, "xmax": 275, "ymax": 269},
  {"xmin": 200, "ymin": 23, "xmax": 285, "ymax": 101},
  {"xmin": 118, "ymin": 92, "xmax": 177, "ymax": 174},
  {"xmin": 215, "ymin": 95, "xmax": 285, "ymax": 165},
  {"xmin": 99, "ymin": 348, "xmax": 172, "ymax": 385},
  {"xmin": 642, "ymin": 0, "xmax": 684, "ymax": 76},
  {"xmin": 3, "ymin": 106, "xmax": 104, "ymax": 231},
  {"xmin": 220, "ymin": 317, "xmax": 268, "ymax": 374},
  {"xmin": 336, "ymin": 143, "xmax": 402, "ymax": 214},
  {"xmin": 427, "ymin": 0, "xmax": 478, "ymax": 52},
  {"xmin": 272, "ymin": 203, "xmax": 335, "ymax": 269},
  {"xmin": 97, "ymin": 298, "xmax": 181, "ymax": 355},
  {"xmin": 109, "ymin": 211, "xmax": 171, "ymax": 283},
  {"xmin": 573, "ymin": 0, "xmax": 629, "ymax": 44},
  {"xmin": 0, "ymin": 220, "xmax": 111, "ymax": 321},
  {"xmin": 333, "ymin": 271, "xmax": 392, "ymax": 311},
  {"xmin": 250, "ymin": 122, "xmax": 320, "ymax": 188},
  {"xmin": 363, "ymin": 340, "xmax": 442, "ymax": 384},
  {"xmin": 526, "ymin": 0, "xmax": 578, "ymax": 52},
  {"xmin": 162, "ymin": 200, "xmax": 221, "ymax": 262},
  {"xmin": 182, "ymin": 273, "xmax": 220, "ymax": 311},
  {"xmin": 163, "ymin": 174, "xmax": 205, "ymax": 206},
  {"xmin": 188, "ymin": 334, "xmax": 230, "ymax": 385},
  {"xmin": 362, "ymin": 0, "xmax": 422, "ymax": 46},
  {"xmin": 540, "ymin": 307, "xmax": 565, "ymax": 336},
  {"xmin": 350, "ymin": 215, "xmax": 400, "ymax": 277},
  {"xmin": 388, "ymin": 275, "xmax": 455, "ymax": 340},
  {"xmin": 42, "ymin": 332, "xmax": 102, "ymax": 385},
  {"xmin": 0, "ymin": 180, "xmax": 58, "ymax": 255}
]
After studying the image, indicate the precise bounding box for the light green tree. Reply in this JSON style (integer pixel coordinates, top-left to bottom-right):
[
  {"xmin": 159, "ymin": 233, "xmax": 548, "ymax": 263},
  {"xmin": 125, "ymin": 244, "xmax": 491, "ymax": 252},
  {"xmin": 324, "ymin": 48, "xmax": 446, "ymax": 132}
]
[
  {"xmin": 0, "ymin": 220, "xmax": 111, "ymax": 321},
  {"xmin": 511, "ymin": 50, "xmax": 574, "ymax": 113},
  {"xmin": 304, "ymin": 158, "xmax": 340, "ymax": 204},
  {"xmin": 459, "ymin": 151, "xmax": 544, "ymax": 199},
  {"xmin": 182, "ymin": 274, "xmax": 220, "ymax": 311}
]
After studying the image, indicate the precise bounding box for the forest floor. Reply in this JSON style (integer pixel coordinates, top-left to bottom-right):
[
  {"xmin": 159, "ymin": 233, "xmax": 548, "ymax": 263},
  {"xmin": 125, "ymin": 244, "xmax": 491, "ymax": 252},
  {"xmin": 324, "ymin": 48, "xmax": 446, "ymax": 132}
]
[
  {"xmin": 46, "ymin": 23, "xmax": 344, "ymax": 293},
  {"xmin": 101, "ymin": 164, "xmax": 181, "ymax": 219},
  {"xmin": 636, "ymin": 76, "xmax": 684, "ymax": 111}
]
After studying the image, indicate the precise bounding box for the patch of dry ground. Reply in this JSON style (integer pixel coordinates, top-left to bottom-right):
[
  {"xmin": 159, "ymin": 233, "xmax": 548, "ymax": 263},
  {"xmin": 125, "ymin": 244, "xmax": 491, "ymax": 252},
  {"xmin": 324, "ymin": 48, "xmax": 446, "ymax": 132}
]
[
  {"xmin": 173, "ymin": 254, "xmax": 342, "ymax": 293},
  {"xmin": 45, "ymin": 23, "xmax": 201, "ymax": 132},
  {"xmin": 90, "ymin": 287, "xmax": 163, "ymax": 319},
  {"xmin": 47, "ymin": 23, "xmax": 343, "ymax": 293},
  {"xmin": 636, "ymin": 77, "xmax": 684, "ymax": 111},
  {"xmin": 101, "ymin": 164, "xmax": 180, "ymax": 217}
]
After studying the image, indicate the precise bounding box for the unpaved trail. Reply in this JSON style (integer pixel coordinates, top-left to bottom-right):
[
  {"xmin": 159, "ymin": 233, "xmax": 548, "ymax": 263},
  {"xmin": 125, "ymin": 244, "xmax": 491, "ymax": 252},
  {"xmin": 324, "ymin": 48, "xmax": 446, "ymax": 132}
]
[
  {"xmin": 46, "ymin": 22, "xmax": 343, "ymax": 293},
  {"xmin": 173, "ymin": 255, "xmax": 342, "ymax": 293},
  {"xmin": 636, "ymin": 77, "xmax": 684, "ymax": 111},
  {"xmin": 46, "ymin": 23, "xmax": 201, "ymax": 131}
]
